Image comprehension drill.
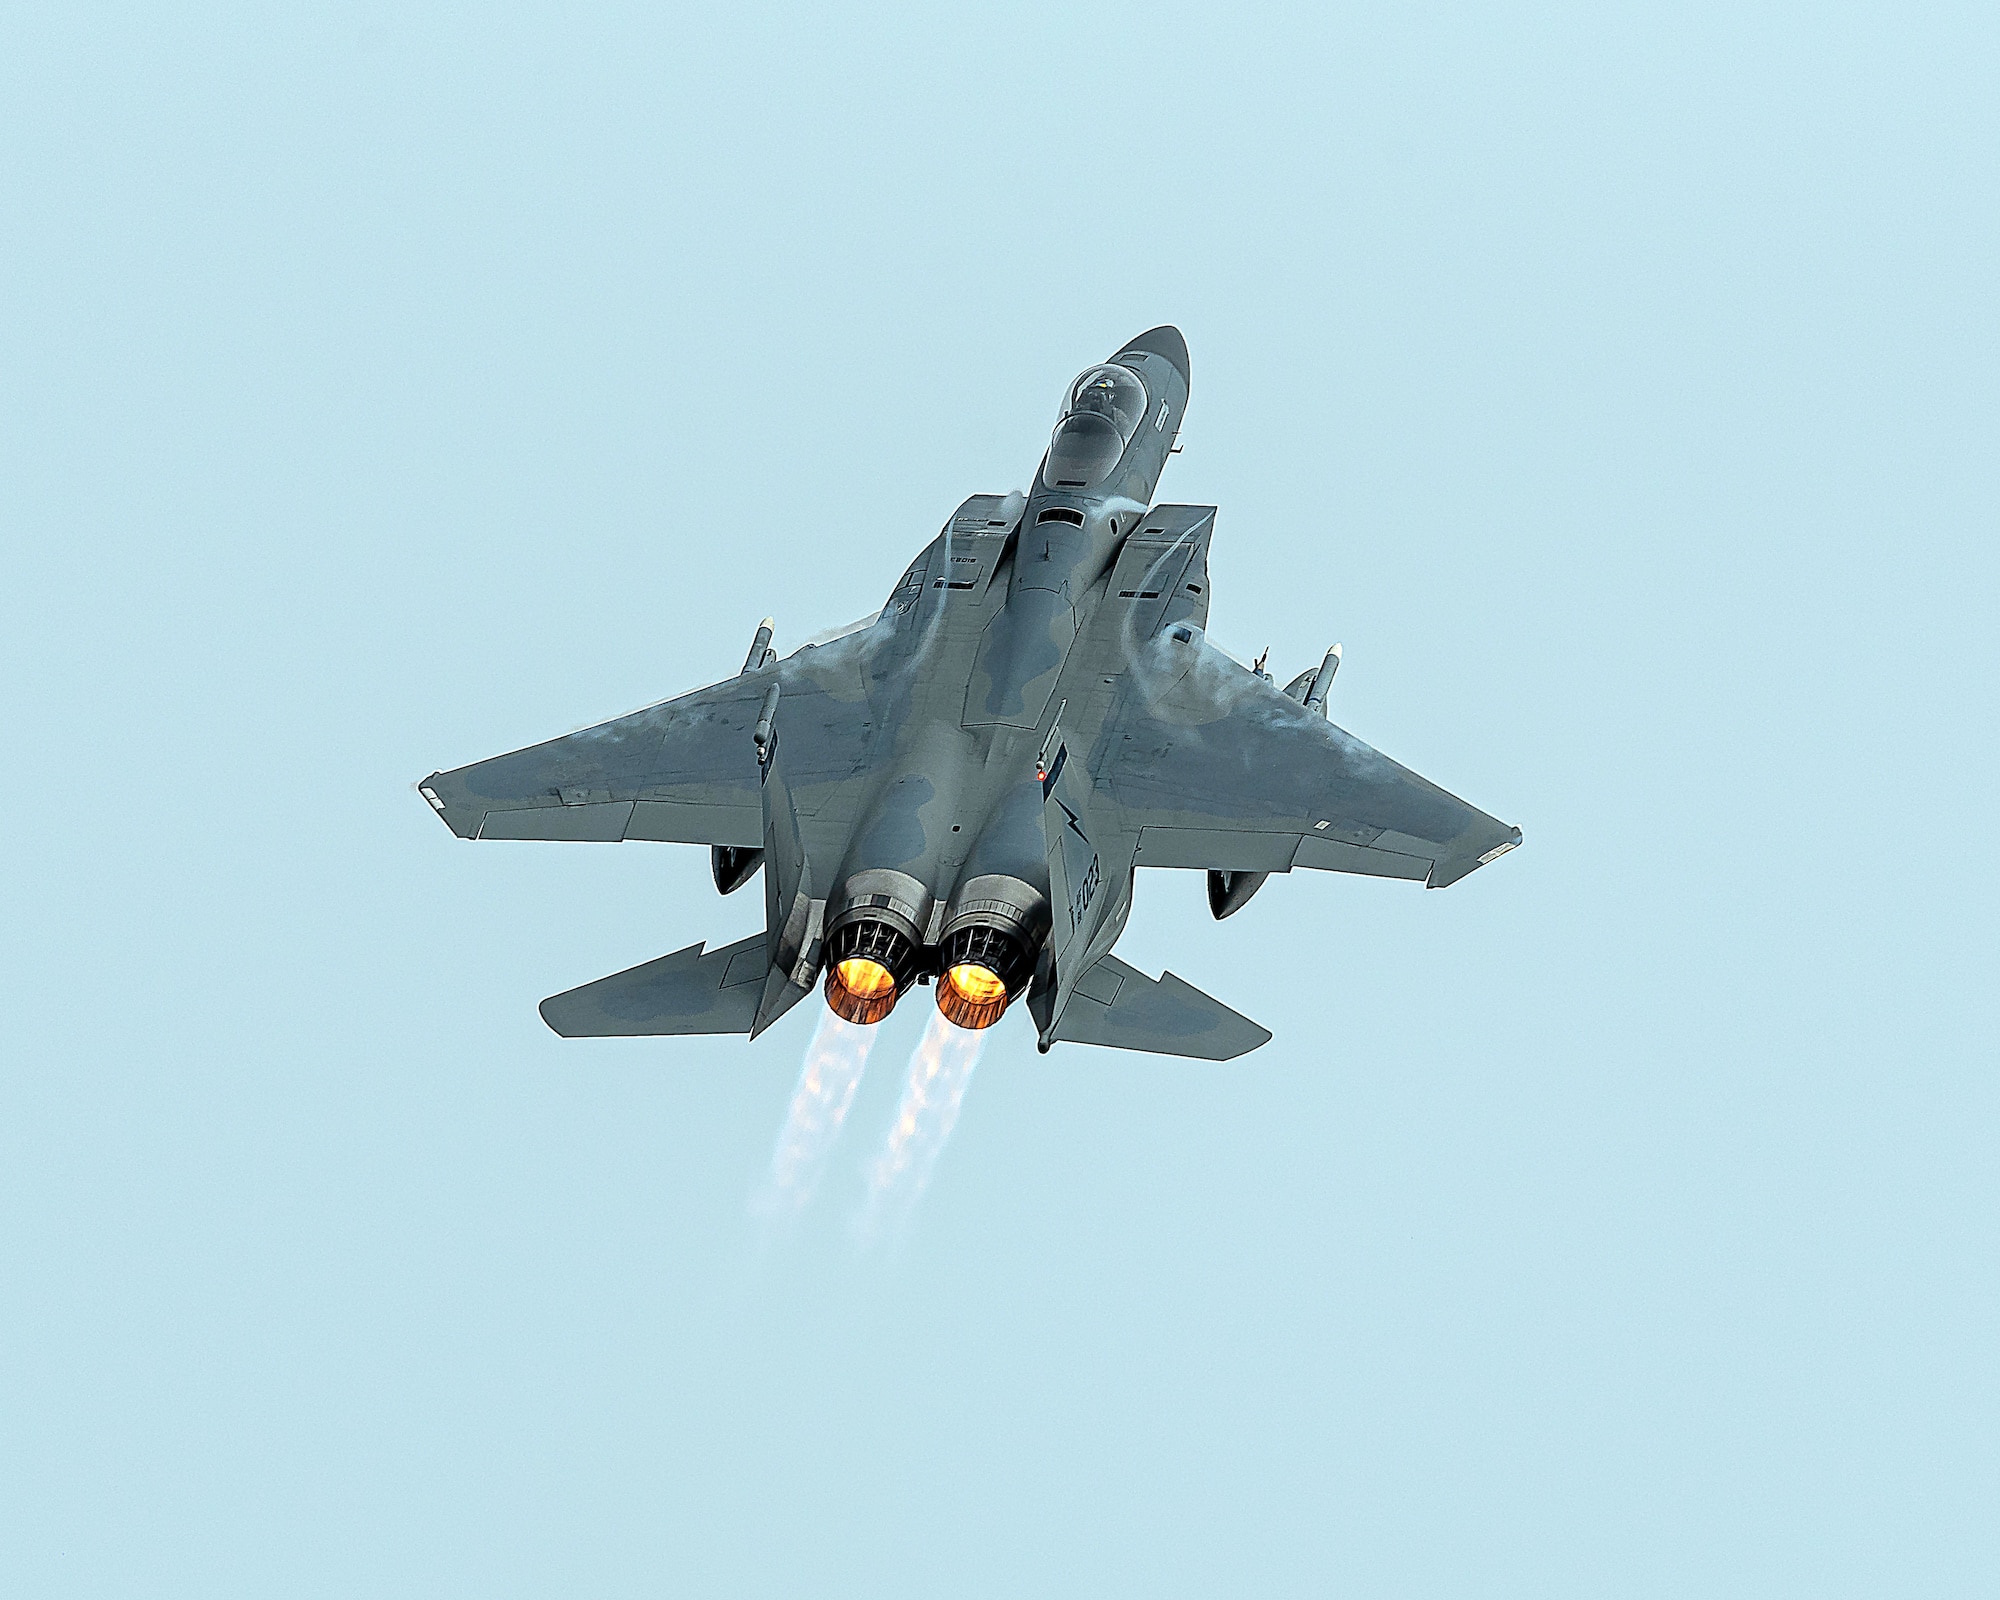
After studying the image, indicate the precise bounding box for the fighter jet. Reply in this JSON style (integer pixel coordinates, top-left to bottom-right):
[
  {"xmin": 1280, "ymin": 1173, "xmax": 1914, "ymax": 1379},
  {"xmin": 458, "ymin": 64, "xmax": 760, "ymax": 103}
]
[{"xmin": 418, "ymin": 327, "xmax": 1520, "ymax": 1060}]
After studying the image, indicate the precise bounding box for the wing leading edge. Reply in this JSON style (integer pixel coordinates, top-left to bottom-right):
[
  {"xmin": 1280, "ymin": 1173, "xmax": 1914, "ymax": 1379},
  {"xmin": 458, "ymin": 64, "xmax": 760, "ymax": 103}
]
[{"xmin": 417, "ymin": 626, "xmax": 880, "ymax": 850}]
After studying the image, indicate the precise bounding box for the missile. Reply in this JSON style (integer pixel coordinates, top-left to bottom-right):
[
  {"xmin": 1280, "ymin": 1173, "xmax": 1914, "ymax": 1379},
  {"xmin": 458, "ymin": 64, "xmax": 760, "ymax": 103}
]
[
  {"xmin": 742, "ymin": 616, "xmax": 776, "ymax": 675},
  {"xmin": 752, "ymin": 683, "xmax": 780, "ymax": 763},
  {"xmin": 1303, "ymin": 644, "xmax": 1341, "ymax": 715}
]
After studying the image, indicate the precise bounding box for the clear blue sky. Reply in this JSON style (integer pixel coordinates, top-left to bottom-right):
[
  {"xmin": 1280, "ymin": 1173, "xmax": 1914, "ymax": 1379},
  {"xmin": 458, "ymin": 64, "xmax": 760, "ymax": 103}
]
[{"xmin": 3, "ymin": 4, "xmax": 1994, "ymax": 1595}]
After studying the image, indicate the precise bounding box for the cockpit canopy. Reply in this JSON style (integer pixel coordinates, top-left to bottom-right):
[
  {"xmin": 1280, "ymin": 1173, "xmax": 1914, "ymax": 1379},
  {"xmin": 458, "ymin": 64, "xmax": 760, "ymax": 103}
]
[
  {"xmin": 1043, "ymin": 363, "xmax": 1149, "ymax": 490},
  {"xmin": 1061, "ymin": 364, "xmax": 1149, "ymax": 441}
]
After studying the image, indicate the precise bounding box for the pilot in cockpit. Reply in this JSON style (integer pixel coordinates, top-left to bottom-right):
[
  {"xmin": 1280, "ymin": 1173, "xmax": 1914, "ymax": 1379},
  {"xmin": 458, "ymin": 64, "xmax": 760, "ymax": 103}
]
[
  {"xmin": 1065, "ymin": 366, "xmax": 1147, "ymax": 437},
  {"xmin": 1044, "ymin": 364, "xmax": 1149, "ymax": 490}
]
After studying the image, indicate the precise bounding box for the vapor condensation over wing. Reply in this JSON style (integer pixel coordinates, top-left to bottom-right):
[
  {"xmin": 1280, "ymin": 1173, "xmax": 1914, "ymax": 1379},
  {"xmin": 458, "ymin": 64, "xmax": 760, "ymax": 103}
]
[
  {"xmin": 857, "ymin": 1009, "xmax": 985, "ymax": 1243},
  {"xmin": 755, "ymin": 1009, "xmax": 877, "ymax": 1218}
]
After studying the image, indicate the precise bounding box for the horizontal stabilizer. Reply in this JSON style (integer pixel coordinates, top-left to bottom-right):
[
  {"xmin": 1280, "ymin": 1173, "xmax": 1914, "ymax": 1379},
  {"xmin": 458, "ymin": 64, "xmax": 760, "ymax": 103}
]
[
  {"xmin": 1049, "ymin": 955, "xmax": 1270, "ymax": 1061},
  {"xmin": 539, "ymin": 933, "xmax": 768, "ymax": 1038}
]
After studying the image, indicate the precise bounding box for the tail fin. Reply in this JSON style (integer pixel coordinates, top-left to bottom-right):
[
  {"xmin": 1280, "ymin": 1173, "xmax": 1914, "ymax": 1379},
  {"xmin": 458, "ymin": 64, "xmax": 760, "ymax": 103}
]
[
  {"xmin": 1049, "ymin": 954, "xmax": 1270, "ymax": 1061},
  {"xmin": 751, "ymin": 691, "xmax": 819, "ymax": 1037},
  {"xmin": 539, "ymin": 934, "xmax": 766, "ymax": 1037}
]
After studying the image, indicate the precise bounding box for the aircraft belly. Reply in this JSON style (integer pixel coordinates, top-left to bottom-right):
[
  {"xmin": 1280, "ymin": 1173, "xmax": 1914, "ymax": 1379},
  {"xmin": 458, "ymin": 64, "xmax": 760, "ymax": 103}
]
[{"xmin": 962, "ymin": 588, "xmax": 1075, "ymax": 730}]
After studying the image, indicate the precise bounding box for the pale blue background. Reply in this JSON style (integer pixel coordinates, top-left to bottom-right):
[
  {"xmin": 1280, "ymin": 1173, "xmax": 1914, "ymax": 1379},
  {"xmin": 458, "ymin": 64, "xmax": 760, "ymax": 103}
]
[{"xmin": 3, "ymin": 4, "xmax": 1995, "ymax": 1595}]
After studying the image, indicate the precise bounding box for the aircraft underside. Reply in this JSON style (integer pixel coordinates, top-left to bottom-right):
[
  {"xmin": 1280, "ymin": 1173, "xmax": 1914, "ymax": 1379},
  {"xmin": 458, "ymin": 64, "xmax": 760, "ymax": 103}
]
[{"xmin": 420, "ymin": 327, "xmax": 1520, "ymax": 1059}]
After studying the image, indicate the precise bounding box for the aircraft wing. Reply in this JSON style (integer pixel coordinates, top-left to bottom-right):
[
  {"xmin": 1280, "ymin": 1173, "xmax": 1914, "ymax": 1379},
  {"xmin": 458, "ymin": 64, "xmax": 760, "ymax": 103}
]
[
  {"xmin": 418, "ymin": 633, "xmax": 879, "ymax": 849},
  {"xmin": 1105, "ymin": 633, "xmax": 1520, "ymax": 889}
]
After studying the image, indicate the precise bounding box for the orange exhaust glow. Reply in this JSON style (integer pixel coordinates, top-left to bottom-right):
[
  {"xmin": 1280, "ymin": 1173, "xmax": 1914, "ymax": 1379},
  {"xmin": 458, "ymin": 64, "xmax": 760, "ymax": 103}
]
[
  {"xmin": 825, "ymin": 956, "xmax": 899, "ymax": 1025},
  {"xmin": 937, "ymin": 962, "xmax": 1009, "ymax": 1030}
]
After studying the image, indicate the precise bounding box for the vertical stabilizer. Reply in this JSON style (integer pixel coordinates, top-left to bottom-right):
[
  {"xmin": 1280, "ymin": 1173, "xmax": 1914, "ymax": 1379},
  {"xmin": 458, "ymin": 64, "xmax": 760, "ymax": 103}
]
[
  {"xmin": 752, "ymin": 696, "xmax": 820, "ymax": 1037},
  {"xmin": 1032, "ymin": 731, "xmax": 1108, "ymax": 1046}
]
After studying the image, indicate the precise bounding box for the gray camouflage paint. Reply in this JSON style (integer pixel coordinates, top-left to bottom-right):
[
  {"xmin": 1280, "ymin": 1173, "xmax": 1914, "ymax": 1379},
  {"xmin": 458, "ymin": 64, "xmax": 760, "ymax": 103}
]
[{"xmin": 418, "ymin": 327, "xmax": 1522, "ymax": 1059}]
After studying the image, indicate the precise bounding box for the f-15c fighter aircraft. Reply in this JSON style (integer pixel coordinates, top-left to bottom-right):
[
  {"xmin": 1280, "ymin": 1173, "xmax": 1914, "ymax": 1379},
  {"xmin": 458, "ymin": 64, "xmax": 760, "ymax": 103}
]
[{"xmin": 419, "ymin": 327, "xmax": 1520, "ymax": 1060}]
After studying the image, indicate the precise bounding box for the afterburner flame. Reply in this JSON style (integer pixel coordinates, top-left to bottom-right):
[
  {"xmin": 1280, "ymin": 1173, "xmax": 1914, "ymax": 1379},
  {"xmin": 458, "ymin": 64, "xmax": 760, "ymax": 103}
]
[
  {"xmin": 826, "ymin": 955, "xmax": 899, "ymax": 1025},
  {"xmin": 838, "ymin": 957, "xmax": 895, "ymax": 997},
  {"xmin": 938, "ymin": 962, "xmax": 1009, "ymax": 1030},
  {"xmin": 753, "ymin": 1009, "xmax": 876, "ymax": 1221},
  {"xmin": 857, "ymin": 1009, "xmax": 986, "ymax": 1243}
]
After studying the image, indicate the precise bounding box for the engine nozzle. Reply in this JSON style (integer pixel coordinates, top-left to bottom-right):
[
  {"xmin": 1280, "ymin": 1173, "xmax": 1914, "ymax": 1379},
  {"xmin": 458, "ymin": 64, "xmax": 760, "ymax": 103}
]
[
  {"xmin": 936, "ymin": 923, "xmax": 1034, "ymax": 1031},
  {"xmin": 822, "ymin": 919, "xmax": 920, "ymax": 1026}
]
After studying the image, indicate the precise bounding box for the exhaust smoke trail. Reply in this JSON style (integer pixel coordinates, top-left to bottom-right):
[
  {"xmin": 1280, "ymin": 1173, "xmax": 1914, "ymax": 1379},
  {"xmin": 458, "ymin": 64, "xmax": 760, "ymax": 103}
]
[
  {"xmin": 754, "ymin": 1008, "xmax": 878, "ymax": 1220},
  {"xmin": 857, "ymin": 1008, "xmax": 986, "ymax": 1244}
]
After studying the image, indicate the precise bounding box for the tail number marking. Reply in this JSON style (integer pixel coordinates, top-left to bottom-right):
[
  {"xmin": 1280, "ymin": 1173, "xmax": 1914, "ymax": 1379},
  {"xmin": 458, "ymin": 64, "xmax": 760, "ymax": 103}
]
[{"xmin": 1069, "ymin": 855, "xmax": 1101, "ymax": 932}]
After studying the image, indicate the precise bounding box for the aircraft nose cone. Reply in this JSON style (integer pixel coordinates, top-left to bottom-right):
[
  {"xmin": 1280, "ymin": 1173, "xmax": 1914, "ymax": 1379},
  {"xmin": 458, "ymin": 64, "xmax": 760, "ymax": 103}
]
[{"xmin": 1116, "ymin": 325, "xmax": 1190, "ymax": 384}]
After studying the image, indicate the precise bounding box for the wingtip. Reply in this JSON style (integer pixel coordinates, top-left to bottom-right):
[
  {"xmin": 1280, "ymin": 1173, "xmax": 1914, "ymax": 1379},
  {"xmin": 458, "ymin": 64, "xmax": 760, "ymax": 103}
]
[
  {"xmin": 415, "ymin": 772, "xmax": 476, "ymax": 837},
  {"xmin": 1214, "ymin": 1018, "xmax": 1274, "ymax": 1061},
  {"xmin": 1426, "ymin": 825, "xmax": 1524, "ymax": 888}
]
